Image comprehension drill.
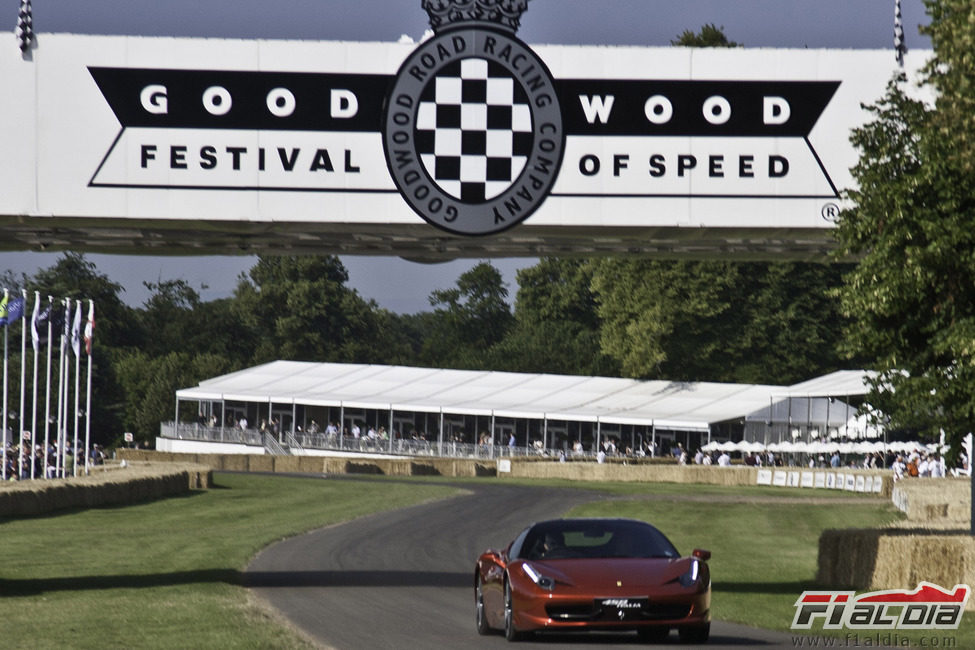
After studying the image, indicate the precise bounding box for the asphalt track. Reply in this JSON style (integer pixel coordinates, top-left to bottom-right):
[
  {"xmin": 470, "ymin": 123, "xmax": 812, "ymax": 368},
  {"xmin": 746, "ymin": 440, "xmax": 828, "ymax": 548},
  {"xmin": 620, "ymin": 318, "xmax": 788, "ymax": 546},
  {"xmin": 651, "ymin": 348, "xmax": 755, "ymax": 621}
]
[{"xmin": 245, "ymin": 476, "xmax": 807, "ymax": 649}]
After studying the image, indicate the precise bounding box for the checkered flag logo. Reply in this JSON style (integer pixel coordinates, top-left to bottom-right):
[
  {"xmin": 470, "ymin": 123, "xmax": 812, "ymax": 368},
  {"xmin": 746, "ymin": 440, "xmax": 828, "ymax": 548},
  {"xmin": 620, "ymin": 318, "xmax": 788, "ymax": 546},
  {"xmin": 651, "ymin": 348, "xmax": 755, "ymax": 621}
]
[
  {"xmin": 16, "ymin": 0, "xmax": 34, "ymax": 54},
  {"xmin": 894, "ymin": 0, "xmax": 906, "ymax": 68},
  {"xmin": 415, "ymin": 58, "xmax": 532, "ymax": 203}
]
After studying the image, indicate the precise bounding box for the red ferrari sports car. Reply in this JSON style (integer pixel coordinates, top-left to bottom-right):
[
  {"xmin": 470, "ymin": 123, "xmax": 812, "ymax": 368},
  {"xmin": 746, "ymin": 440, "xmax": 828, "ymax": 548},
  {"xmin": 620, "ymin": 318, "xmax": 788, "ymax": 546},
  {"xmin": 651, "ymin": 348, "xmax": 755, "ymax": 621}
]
[{"xmin": 474, "ymin": 518, "xmax": 711, "ymax": 643}]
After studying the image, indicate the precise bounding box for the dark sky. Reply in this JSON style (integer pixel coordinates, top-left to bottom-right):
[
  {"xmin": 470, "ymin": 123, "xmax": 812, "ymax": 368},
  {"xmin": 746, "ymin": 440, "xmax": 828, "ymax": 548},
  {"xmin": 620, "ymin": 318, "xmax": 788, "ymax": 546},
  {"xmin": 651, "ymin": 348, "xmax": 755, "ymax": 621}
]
[{"xmin": 3, "ymin": 1, "xmax": 931, "ymax": 312}]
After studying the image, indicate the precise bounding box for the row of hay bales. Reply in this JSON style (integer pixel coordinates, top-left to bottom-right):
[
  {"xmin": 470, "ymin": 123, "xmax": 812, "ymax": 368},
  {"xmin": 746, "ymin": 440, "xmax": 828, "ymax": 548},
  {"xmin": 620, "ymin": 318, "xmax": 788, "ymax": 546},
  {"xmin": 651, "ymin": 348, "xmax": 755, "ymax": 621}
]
[
  {"xmin": 117, "ymin": 449, "xmax": 497, "ymax": 478},
  {"xmin": 116, "ymin": 448, "xmax": 892, "ymax": 495},
  {"xmin": 818, "ymin": 478, "xmax": 975, "ymax": 609},
  {"xmin": 0, "ymin": 461, "xmax": 212, "ymax": 517}
]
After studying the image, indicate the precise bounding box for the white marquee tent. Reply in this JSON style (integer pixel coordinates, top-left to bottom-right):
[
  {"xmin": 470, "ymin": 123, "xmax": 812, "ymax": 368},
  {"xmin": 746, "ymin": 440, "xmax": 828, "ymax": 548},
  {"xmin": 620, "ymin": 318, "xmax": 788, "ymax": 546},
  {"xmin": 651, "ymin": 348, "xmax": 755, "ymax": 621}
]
[{"xmin": 174, "ymin": 362, "xmax": 876, "ymax": 447}]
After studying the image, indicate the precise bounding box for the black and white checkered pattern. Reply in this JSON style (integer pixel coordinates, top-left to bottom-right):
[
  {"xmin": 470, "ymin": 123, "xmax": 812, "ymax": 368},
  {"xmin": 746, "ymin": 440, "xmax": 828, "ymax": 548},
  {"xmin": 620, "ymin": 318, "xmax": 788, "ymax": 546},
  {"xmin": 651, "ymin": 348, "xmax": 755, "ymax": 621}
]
[
  {"xmin": 415, "ymin": 58, "xmax": 533, "ymax": 203},
  {"xmin": 894, "ymin": 0, "xmax": 906, "ymax": 68},
  {"xmin": 16, "ymin": 0, "xmax": 34, "ymax": 54}
]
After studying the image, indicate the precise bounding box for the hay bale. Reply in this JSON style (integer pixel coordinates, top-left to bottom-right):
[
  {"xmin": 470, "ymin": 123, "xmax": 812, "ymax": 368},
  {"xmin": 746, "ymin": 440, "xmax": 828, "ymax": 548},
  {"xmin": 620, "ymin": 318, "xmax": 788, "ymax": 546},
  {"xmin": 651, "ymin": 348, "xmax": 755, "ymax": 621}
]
[
  {"xmin": 346, "ymin": 461, "xmax": 384, "ymax": 475},
  {"xmin": 0, "ymin": 462, "xmax": 212, "ymax": 517},
  {"xmin": 891, "ymin": 478, "xmax": 970, "ymax": 522},
  {"xmin": 818, "ymin": 527, "xmax": 975, "ymax": 610},
  {"xmin": 248, "ymin": 455, "xmax": 274, "ymax": 473},
  {"xmin": 410, "ymin": 462, "xmax": 441, "ymax": 476},
  {"xmin": 474, "ymin": 463, "xmax": 496, "ymax": 477},
  {"xmin": 273, "ymin": 456, "xmax": 302, "ymax": 474},
  {"xmin": 220, "ymin": 455, "xmax": 249, "ymax": 472}
]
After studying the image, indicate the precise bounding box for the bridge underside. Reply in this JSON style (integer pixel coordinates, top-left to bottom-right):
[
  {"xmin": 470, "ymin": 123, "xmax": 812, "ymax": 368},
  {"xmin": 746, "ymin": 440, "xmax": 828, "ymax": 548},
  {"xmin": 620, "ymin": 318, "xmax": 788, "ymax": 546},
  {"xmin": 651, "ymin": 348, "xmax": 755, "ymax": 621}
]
[{"xmin": 0, "ymin": 216, "xmax": 838, "ymax": 261}]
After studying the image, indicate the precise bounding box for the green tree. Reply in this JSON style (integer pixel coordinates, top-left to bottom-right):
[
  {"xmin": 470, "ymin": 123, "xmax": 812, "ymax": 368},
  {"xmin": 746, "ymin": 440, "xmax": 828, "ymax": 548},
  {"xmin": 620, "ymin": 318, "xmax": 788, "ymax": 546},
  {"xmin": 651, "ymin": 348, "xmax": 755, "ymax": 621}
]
[
  {"xmin": 139, "ymin": 279, "xmax": 253, "ymax": 363},
  {"xmin": 139, "ymin": 279, "xmax": 204, "ymax": 357},
  {"xmin": 671, "ymin": 23, "xmax": 740, "ymax": 48},
  {"xmin": 232, "ymin": 255, "xmax": 408, "ymax": 364},
  {"xmin": 591, "ymin": 259, "xmax": 849, "ymax": 383},
  {"xmin": 421, "ymin": 262, "xmax": 513, "ymax": 368},
  {"xmin": 834, "ymin": 0, "xmax": 975, "ymax": 457},
  {"xmin": 30, "ymin": 252, "xmax": 139, "ymax": 349},
  {"xmin": 591, "ymin": 259, "xmax": 739, "ymax": 380},
  {"xmin": 114, "ymin": 350, "xmax": 232, "ymax": 444},
  {"xmin": 487, "ymin": 258, "xmax": 617, "ymax": 375}
]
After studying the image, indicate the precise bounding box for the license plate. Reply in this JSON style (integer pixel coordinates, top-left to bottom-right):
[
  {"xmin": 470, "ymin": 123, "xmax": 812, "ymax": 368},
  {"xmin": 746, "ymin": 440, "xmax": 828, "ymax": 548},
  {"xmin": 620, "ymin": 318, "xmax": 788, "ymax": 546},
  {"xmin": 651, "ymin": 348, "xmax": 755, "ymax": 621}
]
[{"xmin": 598, "ymin": 597, "xmax": 646, "ymax": 610}]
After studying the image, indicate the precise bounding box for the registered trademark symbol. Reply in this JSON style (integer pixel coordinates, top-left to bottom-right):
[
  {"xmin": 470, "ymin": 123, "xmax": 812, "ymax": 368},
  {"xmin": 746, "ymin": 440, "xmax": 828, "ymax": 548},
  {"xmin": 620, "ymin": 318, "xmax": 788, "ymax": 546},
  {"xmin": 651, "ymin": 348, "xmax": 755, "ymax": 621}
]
[{"xmin": 821, "ymin": 203, "xmax": 840, "ymax": 222}]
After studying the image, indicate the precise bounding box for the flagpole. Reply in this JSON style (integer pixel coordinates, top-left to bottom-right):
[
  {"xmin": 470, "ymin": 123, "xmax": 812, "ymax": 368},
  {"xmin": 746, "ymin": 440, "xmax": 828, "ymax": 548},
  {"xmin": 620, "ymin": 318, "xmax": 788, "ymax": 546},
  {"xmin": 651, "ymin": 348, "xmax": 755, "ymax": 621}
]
[
  {"xmin": 18, "ymin": 289, "xmax": 27, "ymax": 479},
  {"xmin": 30, "ymin": 291, "xmax": 39, "ymax": 480},
  {"xmin": 72, "ymin": 302, "xmax": 81, "ymax": 477},
  {"xmin": 2, "ymin": 288, "xmax": 8, "ymax": 481},
  {"xmin": 43, "ymin": 296, "xmax": 53, "ymax": 479},
  {"xmin": 84, "ymin": 300, "xmax": 94, "ymax": 475},
  {"xmin": 56, "ymin": 297, "xmax": 68, "ymax": 478}
]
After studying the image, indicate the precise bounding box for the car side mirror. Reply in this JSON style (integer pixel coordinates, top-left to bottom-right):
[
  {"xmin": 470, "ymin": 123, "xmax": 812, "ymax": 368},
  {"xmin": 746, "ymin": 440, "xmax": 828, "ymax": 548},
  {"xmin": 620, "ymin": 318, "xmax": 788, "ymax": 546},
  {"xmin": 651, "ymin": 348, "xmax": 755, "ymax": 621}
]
[{"xmin": 692, "ymin": 549, "xmax": 711, "ymax": 561}]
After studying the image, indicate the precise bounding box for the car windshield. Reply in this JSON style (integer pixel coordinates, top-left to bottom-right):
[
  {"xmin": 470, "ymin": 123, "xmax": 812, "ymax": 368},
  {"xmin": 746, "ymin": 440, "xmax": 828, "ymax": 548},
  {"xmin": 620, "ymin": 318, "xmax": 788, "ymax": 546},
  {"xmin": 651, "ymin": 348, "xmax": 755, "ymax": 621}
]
[{"xmin": 516, "ymin": 519, "xmax": 680, "ymax": 561}]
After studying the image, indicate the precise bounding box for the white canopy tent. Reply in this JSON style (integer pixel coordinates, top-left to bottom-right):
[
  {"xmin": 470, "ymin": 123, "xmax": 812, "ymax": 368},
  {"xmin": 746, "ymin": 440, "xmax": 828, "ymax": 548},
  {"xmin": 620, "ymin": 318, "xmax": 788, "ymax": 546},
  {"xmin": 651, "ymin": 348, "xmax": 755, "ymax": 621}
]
[
  {"xmin": 176, "ymin": 360, "xmax": 782, "ymax": 434},
  {"xmin": 742, "ymin": 370, "xmax": 881, "ymax": 443},
  {"xmin": 172, "ymin": 361, "xmax": 876, "ymax": 455}
]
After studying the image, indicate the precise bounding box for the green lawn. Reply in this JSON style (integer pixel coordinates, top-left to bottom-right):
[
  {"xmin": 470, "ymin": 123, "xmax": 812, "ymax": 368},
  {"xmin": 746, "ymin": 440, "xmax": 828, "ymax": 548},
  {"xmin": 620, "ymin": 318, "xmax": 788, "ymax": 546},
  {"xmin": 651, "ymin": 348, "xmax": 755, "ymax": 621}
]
[
  {"xmin": 565, "ymin": 491, "xmax": 975, "ymax": 647},
  {"xmin": 0, "ymin": 473, "xmax": 461, "ymax": 649},
  {"xmin": 2, "ymin": 473, "xmax": 969, "ymax": 648}
]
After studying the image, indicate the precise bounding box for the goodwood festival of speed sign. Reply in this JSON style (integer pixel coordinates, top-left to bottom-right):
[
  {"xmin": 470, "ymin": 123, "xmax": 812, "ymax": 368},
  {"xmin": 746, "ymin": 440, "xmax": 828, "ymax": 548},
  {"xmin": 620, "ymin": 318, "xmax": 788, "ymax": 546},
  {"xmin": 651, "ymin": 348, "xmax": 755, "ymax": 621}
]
[
  {"xmin": 383, "ymin": 0, "xmax": 564, "ymax": 235},
  {"xmin": 73, "ymin": 0, "xmax": 849, "ymax": 247}
]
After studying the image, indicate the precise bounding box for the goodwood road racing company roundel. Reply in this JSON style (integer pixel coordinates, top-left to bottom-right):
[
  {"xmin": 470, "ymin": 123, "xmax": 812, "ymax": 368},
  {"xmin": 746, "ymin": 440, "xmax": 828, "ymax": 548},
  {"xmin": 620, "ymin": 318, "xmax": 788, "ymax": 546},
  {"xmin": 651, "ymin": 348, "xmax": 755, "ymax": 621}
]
[{"xmin": 383, "ymin": 28, "xmax": 564, "ymax": 236}]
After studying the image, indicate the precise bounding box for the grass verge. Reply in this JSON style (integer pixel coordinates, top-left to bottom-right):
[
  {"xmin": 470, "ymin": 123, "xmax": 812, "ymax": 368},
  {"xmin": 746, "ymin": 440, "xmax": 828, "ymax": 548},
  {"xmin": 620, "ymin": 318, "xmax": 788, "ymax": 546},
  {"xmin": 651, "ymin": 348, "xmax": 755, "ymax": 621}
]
[
  {"xmin": 0, "ymin": 472, "xmax": 461, "ymax": 649},
  {"xmin": 3, "ymin": 472, "xmax": 968, "ymax": 647},
  {"xmin": 566, "ymin": 492, "xmax": 975, "ymax": 647}
]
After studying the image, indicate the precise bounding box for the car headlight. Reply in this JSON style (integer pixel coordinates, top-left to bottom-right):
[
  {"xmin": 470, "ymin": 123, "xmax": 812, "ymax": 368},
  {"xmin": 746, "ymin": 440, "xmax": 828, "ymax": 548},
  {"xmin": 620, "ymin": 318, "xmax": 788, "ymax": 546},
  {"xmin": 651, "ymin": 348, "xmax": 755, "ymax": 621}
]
[
  {"xmin": 678, "ymin": 559, "xmax": 700, "ymax": 588},
  {"xmin": 522, "ymin": 563, "xmax": 556, "ymax": 591}
]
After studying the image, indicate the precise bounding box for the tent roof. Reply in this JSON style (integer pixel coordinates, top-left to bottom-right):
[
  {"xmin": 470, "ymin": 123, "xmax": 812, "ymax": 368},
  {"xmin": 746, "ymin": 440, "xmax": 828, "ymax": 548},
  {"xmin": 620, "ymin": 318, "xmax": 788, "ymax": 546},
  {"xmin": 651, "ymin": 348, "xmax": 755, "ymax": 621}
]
[
  {"xmin": 178, "ymin": 361, "xmax": 873, "ymax": 432},
  {"xmin": 774, "ymin": 370, "xmax": 877, "ymax": 398}
]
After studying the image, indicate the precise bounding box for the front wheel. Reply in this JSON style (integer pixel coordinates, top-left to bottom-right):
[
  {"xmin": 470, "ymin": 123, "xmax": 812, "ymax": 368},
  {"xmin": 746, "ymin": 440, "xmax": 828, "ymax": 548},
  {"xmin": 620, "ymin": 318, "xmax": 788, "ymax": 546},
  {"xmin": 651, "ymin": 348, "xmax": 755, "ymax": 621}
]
[
  {"xmin": 504, "ymin": 580, "xmax": 528, "ymax": 641},
  {"xmin": 475, "ymin": 576, "xmax": 490, "ymax": 635},
  {"xmin": 678, "ymin": 623, "xmax": 710, "ymax": 644}
]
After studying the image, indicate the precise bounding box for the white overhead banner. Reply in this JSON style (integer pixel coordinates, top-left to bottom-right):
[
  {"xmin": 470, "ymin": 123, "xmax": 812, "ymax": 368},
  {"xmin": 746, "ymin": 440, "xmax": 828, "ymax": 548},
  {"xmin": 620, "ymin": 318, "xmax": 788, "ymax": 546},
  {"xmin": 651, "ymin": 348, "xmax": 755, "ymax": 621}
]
[{"xmin": 0, "ymin": 31, "xmax": 924, "ymax": 256}]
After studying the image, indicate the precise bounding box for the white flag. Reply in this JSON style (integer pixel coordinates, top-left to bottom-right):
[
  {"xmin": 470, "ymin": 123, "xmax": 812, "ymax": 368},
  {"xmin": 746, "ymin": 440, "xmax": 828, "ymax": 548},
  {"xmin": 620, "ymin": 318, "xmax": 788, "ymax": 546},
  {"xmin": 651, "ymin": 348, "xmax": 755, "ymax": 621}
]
[
  {"xmin": 84, "ymin": 301, "xmax": 95, "ymax": 355},
  {"xmin": 31, "ymin": 292, "xmax": 41, "ymax": 353},
  {"xmin": 71, "ymin": 301, "xmax": 82, "ymax": 358}
]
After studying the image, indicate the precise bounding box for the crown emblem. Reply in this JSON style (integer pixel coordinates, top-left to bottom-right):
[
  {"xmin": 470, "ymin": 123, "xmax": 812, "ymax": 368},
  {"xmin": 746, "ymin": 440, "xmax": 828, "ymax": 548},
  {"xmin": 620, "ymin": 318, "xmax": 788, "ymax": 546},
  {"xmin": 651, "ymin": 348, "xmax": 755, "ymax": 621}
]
[{"xmin": 422, "ymin": 0, "xmax": 530, "ymax": 34}]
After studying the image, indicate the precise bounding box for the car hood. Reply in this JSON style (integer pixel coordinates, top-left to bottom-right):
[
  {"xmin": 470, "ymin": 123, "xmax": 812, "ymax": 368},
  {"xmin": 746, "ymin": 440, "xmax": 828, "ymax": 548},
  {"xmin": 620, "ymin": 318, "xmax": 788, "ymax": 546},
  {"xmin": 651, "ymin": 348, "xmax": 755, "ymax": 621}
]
[{"xmin": 529, "ymin": 557, "xmax": 693, "ymax": 589}]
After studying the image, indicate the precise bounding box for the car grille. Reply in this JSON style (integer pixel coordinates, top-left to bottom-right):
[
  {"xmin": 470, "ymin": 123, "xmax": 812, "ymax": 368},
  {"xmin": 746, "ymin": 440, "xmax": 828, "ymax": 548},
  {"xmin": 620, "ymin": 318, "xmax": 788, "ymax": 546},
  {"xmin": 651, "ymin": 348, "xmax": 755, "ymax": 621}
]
[{"xmin": 546, "ymin": 599, "xmax": 691, "ymax": 622}]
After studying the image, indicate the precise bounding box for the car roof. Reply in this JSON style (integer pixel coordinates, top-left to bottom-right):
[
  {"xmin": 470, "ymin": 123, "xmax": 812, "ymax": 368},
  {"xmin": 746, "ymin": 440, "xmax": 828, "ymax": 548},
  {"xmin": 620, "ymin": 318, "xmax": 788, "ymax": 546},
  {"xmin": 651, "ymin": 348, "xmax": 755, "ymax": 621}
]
[{"xmin": 529, "ymin": 518, "xmax": 656, "ymax": 529}]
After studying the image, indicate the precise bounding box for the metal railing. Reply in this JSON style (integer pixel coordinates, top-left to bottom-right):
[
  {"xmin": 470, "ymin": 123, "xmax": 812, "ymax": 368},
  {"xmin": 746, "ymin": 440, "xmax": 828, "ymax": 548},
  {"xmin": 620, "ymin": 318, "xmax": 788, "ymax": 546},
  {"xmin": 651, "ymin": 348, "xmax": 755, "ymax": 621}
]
[
  {"xmin": 284, "ymin": 432, "xmax": 306, "ymax": 455},
  {"xmin": 162, "ymin": 422, "xmax": 263, "ymax": 446},
  {"xmin": 264, "ymin": 434, "xmax": 288, "ymax": 456},
  {"xmin": 160, "ymin": 422, "xmax": 582, "ymax": 460}
]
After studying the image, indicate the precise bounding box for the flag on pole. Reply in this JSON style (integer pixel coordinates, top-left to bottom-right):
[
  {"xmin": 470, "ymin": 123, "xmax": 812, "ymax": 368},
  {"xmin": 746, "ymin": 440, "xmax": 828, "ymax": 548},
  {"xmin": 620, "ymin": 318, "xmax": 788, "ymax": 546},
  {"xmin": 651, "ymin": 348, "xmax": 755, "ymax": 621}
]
[
  {"xmin": 84, "ymin": 301, "xmax": 95, "ymax": 356},
  {"xmin": 1, "ymin": 289, "xmax": 7, "ymax": 481},
  {"xmin": 0, "ymin": 295, "xmax": 25, "ymax": 326},
  {"xmin": 16, "ymin": 0, "xmax": 35, "ymax": 55},
  {"xmin": 31, "ymin": 293, "xmax": 45, "ymax": 353},
  {"xmin": 71, "ymin": 302, "xmax": 82, "ymax": 358},
  {"xmin": 894, "ymin": 0, "xmax": 907, "ymax": 68}
]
